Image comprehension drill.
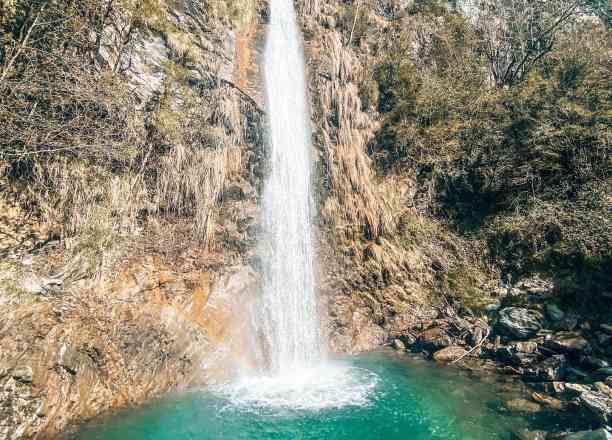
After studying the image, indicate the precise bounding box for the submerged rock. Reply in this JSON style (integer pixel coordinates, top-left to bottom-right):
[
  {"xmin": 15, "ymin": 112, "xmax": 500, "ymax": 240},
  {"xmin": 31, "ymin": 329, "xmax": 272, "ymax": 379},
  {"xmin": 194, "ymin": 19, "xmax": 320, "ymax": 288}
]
[
  {"xmin": 579, "ymin": 391, "xmax": 612, "ymax": 424},
  {"xmin": 562, "ymin": 429, "xmax": 612, "ymax": 440},
  {"xmin": 545, "ymin": 332, "xmax": 591, "ymax": 355},
  {"xmin": 547, "ymin": 304, "xmax": 565, "ymax": 322},
  {"xmin": 505, "ymin": 398, "xmax": 542, "ymax": 413},
  {"xmin": 433, "ymin": 346, "xmax": 467, "ymax": 362},
  {"xmin": 496, "ymin": 308, "xmax": 542, "ymax": 339},
  {"xmin": 393, "ymin": 339, "xmax": 406, "ymax": 351}
]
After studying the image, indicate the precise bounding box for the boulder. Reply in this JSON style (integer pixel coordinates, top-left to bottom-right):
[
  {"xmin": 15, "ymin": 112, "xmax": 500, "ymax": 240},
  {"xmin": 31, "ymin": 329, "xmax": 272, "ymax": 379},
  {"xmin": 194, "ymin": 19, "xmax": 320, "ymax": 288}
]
[
  {"xmin": 545, "ymin": 332, "xmax": 591, "ymax": 355},
  {"xmin": 417, "ymin": 327, "xmax": 453, "ymax": 351},
  {"xmin": 433, "ymin": 346, "xmax": 468, "ymax": 362},
  {"xmin": 393, "ymin": 339, "xmax": 406, "ymax": 351},
  {"xmin": 562, "ymin": 429, "xmax": 612, "ymax": 440},
  {"xmin": 547, "ymin": 304, "xmax": 565, "ymax": 322},
  {"xmin": 496, "ymin": 308, "xmax": 542, "ymax": 339},
  {"xmin": 579, "ymin": 391, "xmax": 612, "ymax": 424}
]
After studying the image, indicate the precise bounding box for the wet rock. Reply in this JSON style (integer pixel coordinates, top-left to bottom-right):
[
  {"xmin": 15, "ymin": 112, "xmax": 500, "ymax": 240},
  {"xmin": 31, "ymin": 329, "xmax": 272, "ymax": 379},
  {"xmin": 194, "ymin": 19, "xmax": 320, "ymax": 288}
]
[
  {"xmin": 11, "ymin": 366, "xmax": 33, "ymax": 383},
  {"xmin": 496, "ymin": 346, "xmax": 539, "ymax": 367},
  {"xmin": 595, "ymin": 332, "xmax": 612, "ymax": 346},
  {"xmin": 496, "ymin": 308, "xmax": 542, "ymax": 339},
  {"xmin": 600, "ymin": 324, "xmax": 612, "ymax": 335},
  {"xmin": 553, "ymin": 316, "xmax": 579, "ymax": 332},
  {"xmin": 433, "ymin": 346, "xmax": 467, "ymax": 362},
  {"xmin": 545, "ymin": 332, "xmax": 591, "ymax": 355},
  {"xmin": 393, "ymin": 339, "xmax": 406, "ymax": 351},
  {"xmin": 505, "ymin": 398, "xmax": 542, "ymax": 413},
  {"xmin": 566, "ymin": 367, "xmax": 591, "ymax": 382},
  {"xmin": 562, "ymin": 429, "xmax": 612, "ymax": 440},
  {"xmin": 594, "ymin": 382, "xmax": 612, "ymax": 398},
  {"xmin": 547, "ymin": 304, "xmax": 565, "ymax": 322},
  {"xmin": 522, "ymin": 355, "xmax": 567, "ymax": 381},
  {"xmin": 417, "ymin": 327, "xmax": 453, "ymax": 351},
  {"xmin": 532, "ymin": 392, "xmax": 565, "ymax": 410},
  {"xmin": 565, "ymin": 383, "xmax": 594, "ymax": 398},
  {"xmin": 595, "ymin": 369, "xmax": 612, "ymax": 380},
  {"xmin": 583, "ymin": 357, "xmax": 610, "ymax": 370},
  {"xmin": 512, "ymin": 341, "xmax": 539, "ymax": 354},
  {"xmin": 514, "ymin": 428, "xmax": 548, "ymax": 440},
  {"xmin": 579, "ymin": 391, "xmax": 612, "ymax": 424}
]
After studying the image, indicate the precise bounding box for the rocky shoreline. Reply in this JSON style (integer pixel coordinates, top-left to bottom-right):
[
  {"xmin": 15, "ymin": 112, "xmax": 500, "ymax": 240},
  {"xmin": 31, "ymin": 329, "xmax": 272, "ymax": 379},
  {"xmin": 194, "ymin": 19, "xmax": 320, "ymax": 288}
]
[{"xmin": 388, "ymin": 276, "xmax": 612, "ymax": 440}]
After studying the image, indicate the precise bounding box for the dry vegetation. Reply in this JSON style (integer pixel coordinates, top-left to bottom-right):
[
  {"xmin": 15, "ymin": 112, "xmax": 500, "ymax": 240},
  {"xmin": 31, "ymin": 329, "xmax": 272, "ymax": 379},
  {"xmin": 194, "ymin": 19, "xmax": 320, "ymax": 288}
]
[
  {"xmin": 0, "ymin": 0, "xmax": 263, "ymax": 279},
  {"xmin": 314, "ymin": 0, "xmax": 611, "ymax": 309}
]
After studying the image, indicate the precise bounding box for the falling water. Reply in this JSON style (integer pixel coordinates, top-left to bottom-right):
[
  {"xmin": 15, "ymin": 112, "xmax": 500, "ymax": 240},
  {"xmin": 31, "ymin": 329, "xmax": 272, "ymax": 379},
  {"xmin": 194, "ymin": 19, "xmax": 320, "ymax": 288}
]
[{"xmin": 259, "ymin": 0, "xmax": 323, "ymax": 373}]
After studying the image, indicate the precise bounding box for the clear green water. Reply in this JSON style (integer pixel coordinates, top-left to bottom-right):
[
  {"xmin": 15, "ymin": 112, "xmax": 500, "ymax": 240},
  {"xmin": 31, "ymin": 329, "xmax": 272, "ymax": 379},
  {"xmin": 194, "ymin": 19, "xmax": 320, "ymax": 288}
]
[{"xmin": 68, "ymin": 352, "xmax": 555, "ymax": 440}]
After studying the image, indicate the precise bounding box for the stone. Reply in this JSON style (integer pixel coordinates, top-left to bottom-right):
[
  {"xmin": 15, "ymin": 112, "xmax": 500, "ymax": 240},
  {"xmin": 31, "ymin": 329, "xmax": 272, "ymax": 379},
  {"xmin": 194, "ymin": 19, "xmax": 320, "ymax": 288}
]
[
  {"xmin": 11, "ymin": 366, "xmax": 33, "ymax": 383},
  {"xmin": 553, "ymin": 316, "xmax": 579, "ymax": 332},
  {"xmin": 583, "ymin": 357, "xmax": 610, "ymax": 370},
  {"xmin": 512, "ymin": 341, "xmax": 539, "ymax": 354},
  {"xmin": 566, "ymin": 367, "xmax": 591, "ymax": 382},
  {"xmin": 562, "ymin": 429, "xmax": 612, "ymax": 440},
  {"xmin": 513, "ymin": 428, "xmax": 548, "ymax": 440},
  {"xmin": 547, "ymin": 304, "xmax": 565, "ymax": 321},
  {"xmin": 417, "ymin": 327, "xmax": 453, "ymax": 351},
  {"xmin": 485, "ymin": 302, "xmax": 501, "ymax": 314},
  {"xmin": 505, "ymin": 398, "xmax": 542, "ymax": 413},
  {"xmin": 522, "ymin": 355, "xmax": 567, "ymax": 382},
  {"xmin": 595, "ymin": 369, "xmax": 612, "ymax": 380},
  {"xmin": 545, "ymin": 332, "xmax": 591, "ymax": 354},
  {"xmin": 579, "ymin": 391, "xmax": 612, "ymax": 424},
  {"xmin": 433, "ymin": 346, "xmax": 468, "ymax": 362},
  {"xmin": 606, "ymin": 377, "xmax": 612, "ymax": 388},
  {"xmin": 565, "ymin": 383, "xmax": 594, "ymax": 397},
  {"xmin": 532, "ymin": 392, "xmax": 565, "ymax": 410},
  {"xmin": 595, "ymin": 332, "xmax": 612, "ymax": 345},
  {"xmin": 393, "ymin": 339, "xmax": 406, "ymax": 351},
  {"xmin": 496, "ymin": 346, "xmax": 539, "ymax": 367},
  {"xmin": 595, "ymin": 382, "xmax": 612, "ymax": 398},
  {"xmin": 496, "ymin": 307, "xmax": 543, "ymax": 339}
]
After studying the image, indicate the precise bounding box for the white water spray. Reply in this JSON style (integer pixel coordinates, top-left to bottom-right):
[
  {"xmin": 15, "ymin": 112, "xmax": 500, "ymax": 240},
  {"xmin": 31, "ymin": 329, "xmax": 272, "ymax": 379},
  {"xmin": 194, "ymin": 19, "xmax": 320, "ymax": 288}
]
[
  {"xmin": 259, "ymin": 0, "xmax": 322, "ymax": 373},
  {"xmin": 214, "ymin": 1, "xmax": 379, "ymax": 410}
]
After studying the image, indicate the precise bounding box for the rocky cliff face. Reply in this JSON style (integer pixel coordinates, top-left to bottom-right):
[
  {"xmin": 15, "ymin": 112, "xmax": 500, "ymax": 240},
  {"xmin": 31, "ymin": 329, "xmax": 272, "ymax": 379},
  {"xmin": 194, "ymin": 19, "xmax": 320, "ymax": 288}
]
[{"xmin": 1, "ymin": 1, "xmax": 268, "ymax": 438}]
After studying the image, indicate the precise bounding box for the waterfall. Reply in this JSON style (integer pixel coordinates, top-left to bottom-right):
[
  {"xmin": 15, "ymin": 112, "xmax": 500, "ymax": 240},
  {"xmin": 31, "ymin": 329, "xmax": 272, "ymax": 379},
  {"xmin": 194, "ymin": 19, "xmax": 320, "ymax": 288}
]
[{"xmin": 259, "ymin": 0, "xmax": 323, "ymax": 373}]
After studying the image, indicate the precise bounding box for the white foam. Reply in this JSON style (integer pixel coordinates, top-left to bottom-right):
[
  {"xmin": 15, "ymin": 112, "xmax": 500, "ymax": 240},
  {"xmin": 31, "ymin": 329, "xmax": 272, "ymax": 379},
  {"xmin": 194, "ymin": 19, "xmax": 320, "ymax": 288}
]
[{"xmin": 212, "ymin": 362, "xmax": 380, "ymax": 412}]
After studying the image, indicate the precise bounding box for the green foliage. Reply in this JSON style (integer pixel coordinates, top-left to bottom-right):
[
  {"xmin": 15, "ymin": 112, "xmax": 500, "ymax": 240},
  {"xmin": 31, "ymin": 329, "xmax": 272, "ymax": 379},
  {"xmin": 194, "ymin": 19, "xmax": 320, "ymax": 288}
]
[{"xmin": 372, "ymin": 8, "xmax": 612, "ymax": 299}]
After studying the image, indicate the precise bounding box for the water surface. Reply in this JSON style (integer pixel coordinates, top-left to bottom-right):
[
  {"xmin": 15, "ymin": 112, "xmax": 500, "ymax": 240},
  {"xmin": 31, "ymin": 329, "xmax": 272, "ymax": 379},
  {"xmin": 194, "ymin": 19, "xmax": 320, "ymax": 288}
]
[{"xmin": 69, "ymin": 352, "xmax": 559, "ymax": 440}]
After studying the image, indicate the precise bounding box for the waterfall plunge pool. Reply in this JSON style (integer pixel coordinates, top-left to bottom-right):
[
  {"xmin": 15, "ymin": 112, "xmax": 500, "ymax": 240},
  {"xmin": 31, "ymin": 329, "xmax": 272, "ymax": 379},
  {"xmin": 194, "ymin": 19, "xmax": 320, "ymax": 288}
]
[{"xmin": 65, "ymin": 351, "xmax": 565, "ymax": 440}]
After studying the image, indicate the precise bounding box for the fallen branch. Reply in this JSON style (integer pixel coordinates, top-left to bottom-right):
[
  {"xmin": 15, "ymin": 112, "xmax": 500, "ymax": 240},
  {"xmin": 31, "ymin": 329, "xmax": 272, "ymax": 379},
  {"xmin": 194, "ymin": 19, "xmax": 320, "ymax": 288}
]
[{"xmin": 451, "ymin": 328, "xmax": 490, "ymax": 365}]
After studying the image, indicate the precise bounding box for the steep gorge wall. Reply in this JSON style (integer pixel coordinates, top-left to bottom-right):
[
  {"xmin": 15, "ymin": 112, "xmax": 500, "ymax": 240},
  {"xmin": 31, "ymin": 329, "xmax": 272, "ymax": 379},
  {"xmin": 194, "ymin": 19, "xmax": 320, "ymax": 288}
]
[
  {"xmin": 300, "ymin": 0, "xmax": 464, "ymax": 353},
  {"xmin": 0, "ymin": 1, "xmax": 269, "ymax": 438}
]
